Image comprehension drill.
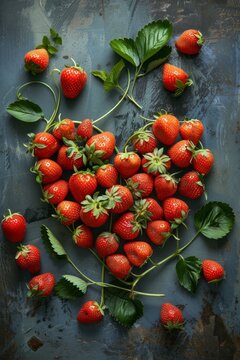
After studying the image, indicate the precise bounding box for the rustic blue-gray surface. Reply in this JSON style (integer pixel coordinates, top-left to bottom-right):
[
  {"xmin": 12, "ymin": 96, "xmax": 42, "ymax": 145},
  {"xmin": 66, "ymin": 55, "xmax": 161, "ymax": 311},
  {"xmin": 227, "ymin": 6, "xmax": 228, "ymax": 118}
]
[{"xmin": 1, "ymin": 0, "xmax": 240, "ymax": 359}]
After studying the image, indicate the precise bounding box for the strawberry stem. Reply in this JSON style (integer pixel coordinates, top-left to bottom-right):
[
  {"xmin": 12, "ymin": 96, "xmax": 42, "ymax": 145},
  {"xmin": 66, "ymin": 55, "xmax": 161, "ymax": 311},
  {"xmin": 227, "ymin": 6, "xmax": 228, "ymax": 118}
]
[
  {"xmin": 117, "ymin": 84, "xmax": 142, "ymax": 109},
  {"xmin": 122, "ymin": 122, "xmax": 153, "ymax": 151},
  {"xmin": 100, "ymin": 263, "xmax": 105, "ymax": 308},
  {"xmin": 44, "ymin": 69, "xmax": 61, "ymax": 132}
]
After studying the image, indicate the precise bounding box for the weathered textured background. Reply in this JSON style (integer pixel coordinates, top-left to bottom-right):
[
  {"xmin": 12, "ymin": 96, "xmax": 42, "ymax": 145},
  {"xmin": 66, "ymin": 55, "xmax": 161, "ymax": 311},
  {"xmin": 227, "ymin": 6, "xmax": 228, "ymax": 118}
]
[{"xmin": 0, "ymin": 0, "xmax": 240, "ymax": 359}]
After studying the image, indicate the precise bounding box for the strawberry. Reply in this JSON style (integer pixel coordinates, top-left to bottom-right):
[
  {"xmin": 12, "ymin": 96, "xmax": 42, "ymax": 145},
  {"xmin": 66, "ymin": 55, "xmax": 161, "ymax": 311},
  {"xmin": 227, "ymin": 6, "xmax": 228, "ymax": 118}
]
[
  {"xmin": 77, "ymin": 300, "xmax": 103, "ymax": 324},
  {"xmin": 104, "ymin": 185, "xmax": 134, "ymax": 214},
  {"xmin": 95, "ymin": 232, "xmax": 119, "ymax": 258},
  {"xmin": 106, "ymin": 254, "xmax": 131, "ymax": 279},
  {"xmin": 26, "ymin": 132, "xmax": 59, "ymax": 159},
  {"xmin": 43, "ymin": 180, "xmax": 69, "ymax": 204},
  {"xmin": 175, "ymin": 29, "xmax": 204, "ymax": 55},
  {"xmin": 132, "ymin": 130, "xmax": 158, "ymax": 154},
  {"xmin": 114, "ymin": 152, "xmax": 141, "ymax": 178},
  {"xmin": 80, "ymin": 194, "xmax": 109, "ymax": 228},
  {"xmin": 31, "ymin": 159, "xmax": 63, "ymax": 184},
  {"xmin": 53, "ymin": 118, "xmax": 75, "ymax": 140},
  {"xmin": 15, "ymin": 244, "xmax": 40, "ymax": 273},
  {"xmin": 123, "ymin": 241, "xmax": 153, "ymax": 267},
  {"xmin": 162, "ymin": 63, "xmax": 193, "ymax": 96},
  {"xmin": 57, "ymin": 144, "xmax": 85, "ymax": 171},
  {"xmin": 1, "ymin": 209, "xmax": 26, "ymax": 243},
  {"xmin": 133, "ymin": 198, "xmax": 163, "ymax": 221},
  {"xmin": 112, "ymin": 212, "xmax": 142, "ymax": 240},
  {"xmin": 73, "ymin": 225, "xmax": 94, "ymax": 248},
  {"xmin": 142, "ymin": 148, "xmax": 171, "ymax": 176},
  {"xmin": 154, "ymin": 173, "xmax": 178, "ymax": 201},
  {"xmin": 60, "ymin": 60, "xmax": 87, "ymax": 99},
  {"xmin": 126, "ymin": 173, "xmax": 154, "ymax": 199},
  {"xmin": 96, "ymin": 164, "xmax": 118, "ymax": 188},
  {"xmin": 192, "ymin": 148, "xmax": 214, "ymax": 175},
  {"xmin": 160, "ymin": 303, "xmax": 184, "ymax": 330},
  {"xmin": 152, "ymin": 114, "xmax": 180, "ymax": 146},
  {"xmin": 179, "ymin": 119, "xmax": 204, "ymax": 145},
  {"xmin": 24, "ymin": 48, "xmax": 49, "ymax": 75},
  {"xmin": 146, "ymin": 220, "xmax": 171, "ymax": 246},
  {"xmin": 27, "ymin": 272, "xmax": 55, "ymax": 297},
  {"xmin": 69, "ymin": 171, "xmax": 97, "ymax": 203},
  {"xmin": 202, "ymin": 259, "xmax": 224, "ymax": 283},
  {"xmin": 76, "ymin": 119, "xmax": 93, "ymax": 140},
  {"xmin": 168, "ymin": 140, "xmax": 195, "ymax": 168},
  {"xmin": 86, "ymin": 132, "xmax": 116, "ymax": 161},
  {"xmin": 178, "ymin": 171, "xmax": 205, "ymax": 199},
  {"xmin": 55, "ymin": 200, "xmax": 81, "ymax": 226},
  {"xmin": 163, "ymin": 197, "xmax": 189, "ymax": 223}
]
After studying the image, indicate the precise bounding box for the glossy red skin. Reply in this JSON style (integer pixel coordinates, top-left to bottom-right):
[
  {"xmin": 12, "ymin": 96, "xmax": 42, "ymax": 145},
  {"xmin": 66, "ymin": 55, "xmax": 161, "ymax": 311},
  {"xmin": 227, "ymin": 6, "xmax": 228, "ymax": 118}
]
[
  {"xmin": 57, "ymin": 145, "xmax": 84, "ymax": 171},
  {"xmin": 202, "ymin": 260, "xmax": 224, "ymax": 282},
  {"xmin": 37, "ymin": 159, "xmax": 63, "ymax": 184},
  {"xmin": 163, "ymin": 197, "xmax": 189, "ymax": 222},
  {"xmin": 175, "ymin": 29, "xmax": 203, "ymax": 55},
  {"xmin": 132, "ymin": 135, "xmax": 158, "ymax": 154},
  {"xmin": 73, "ymin": 225, "xmax": 94, "ymax": 248},
  {"xmin": 76, "ymin": 119, "xmax": 93, "ymax": 140},
  {"xmin": 123, "ymin": 241, "xmax": 153, "ymax": 267},
  {"xmin": 192, "ymin": 150, "xmax": 214, "ymax": 174},
  {"xmin": 168, "ymin": 140, "xmax": 193, "ymax": 168},
  {"xmin": 152, "ymin": 115, "xmax": 180, "ymax": 146},
  {"xmin": 69, "ymin": 173, "xmax": 97, "ymax": 203},
  {"xmin": 106, "ymin": 254, "xmax": 132, "ymax": 279},
  {"xmin": 154, "ymin": 175, "xmax": 178, "ymax": 201},
  {"xmin": 112, "ymin": 212, "xmax": 140, "ymax": 240},
  {"xmin": 24, "ymin": 49, "xmax": 49, "ymax": 73},
  {"xmin": 60, "ymin": 67, "xmax": 87, "ymax": 99},
  {"xmin": 108, "ymin": 185, "xmax": 134, "ymax": 214},
  {"xmin": 86, "ymin": 132, "xmax": 116, "ymax": 160},
  {"xmin": 95, "ymin": 232, "xmax": 119, "ymax": 258},
  {"xmin": 53, "ymin": 119, "xmax": 75, "ymax": 140},
  {"xmin": 56, "ymin": 201, "xmax": 82, "ymax": 226},
  {"xmin": 33, "ymin": 132, "xmax": 59, "ymax": 159},
  {"xmin": 144, "ymin": 198, "xmax": 163, "ymax": 221},
  {"xmin": 178, "ymin": 171, "xmax": 204, "ymax": 199},
  {"xmin": 28, "ymin": 272, "xmax": 55, "ymax": 297},
  {"xmin": 1, "ymin": 213, "xmax": 26, "ymax": 243},
  {"xmin": 160, "ymin": 303, "xmax": 184, "ymax": 326},
  {"xmin": 129, "ymin": 173, "xmax": 154, "ymax": 198},
  {"xmin": 77, "ymin": 301, "xmax": 103, "ymax": 324},
  {"xmin": 80, "ymin": 208, "xmax": 109, "ymax": 228},
  {"xmin": 96, "ymin": 165, "xmax": 118, "ymax": 188},
  {"xmin": 43, "ymin": 180, "xmax": 69, "ymax": 204},
  {"xmin": 142, "ymin": 157, "xmax": 172, "ymax": 177},
  {"xmin": 163, "ymin": 63, "xmax": 189, "ymax": 92},
  {"xmin": 179, "ymin": 120, "xmax": 204, "ymax": 145},
  {"xmin": 114, "ymin": 153, "xmax": 141, "ymax": 178},
  {"xmin": 146, "ymin": 220, "xmax": 171, "ymax": 245},
  {"xmin": 15, "ymin": 244, "xmax": 40, "ymax": 273}
]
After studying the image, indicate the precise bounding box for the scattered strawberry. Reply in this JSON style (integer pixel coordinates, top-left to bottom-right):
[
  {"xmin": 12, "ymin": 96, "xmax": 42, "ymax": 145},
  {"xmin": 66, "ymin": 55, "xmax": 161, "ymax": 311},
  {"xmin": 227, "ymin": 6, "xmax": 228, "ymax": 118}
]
[
  {"xmin": 146, "ymin": 220, "xmax": 171, "ymax": 246},
  {"xmin": 69, "ymin": 170, "xmax": 97, "ymax": 203},
  {"xmin": 133, "ymin": 198, "xmax": 163, "ymax": 221},
  {"xmin": 43, "ymin": 180, "xmax": 69, "ymax": 204},
  {"xmin": 179, "ymin": 119, "xmax": 204, "ymax": 145},
  {"xmin": 104, "ymin": 185, "xmax": 134, "ymax": 214},
  {"xmin": 57, "ymin": 144, "xmax": 85, "ymax": 171},
  {"xmin": 96, "ymin": 164, "xmax": 118, "ymax": 188},
  {"xmin": 77, "ymin": 300, "xmax": 103, "ymax": 324},
  {"xmin": 15, "ymin": 244, "xmax": 40, "ymax": 273},
  {"xmin": 1, "ymin": 209, "xmax": 26, "ymax": 243},
  {"xmin": 163, "ymin": 197, "xmax": 189, "ymax": 223},
  {"xmin": 178, "ymin": 171, "xmax": 205, "ymax": 199},
  {"xmin": 80, "ymin": 194, "xmax": 109, "ymax": 228},
  {"xmin": 27, "ymin": 272, "xmax": 55, "ymax": 297},
  {"xmin": 160, "ymin": 303, "xmax": 184, "ymax": 330},
  {"xmin": 53, "ymin": 118, "xmax": 75, "ymax": 140},
  {"xmin": 95, "ymin": 232, "xmax": 119, "ymax": 258},
  {"xmin": 60, "ymin": 60, "xmax": 87, "ymax": 99},
  {"xmin": 26, "ymin": 132, "xmax": 59, "ymax": 159},
  {"xmin": 76, "ymin": 119, "xmax": 93, "ymax": 140},
  {"xmin": 152, "ymin": 114, "xmax": 180, "ymax": 146},
  {"xmin": 154, "ymin": 173, "xmax": 178, "ymax": 201},
  {"xmin": 112, "ymin": 212, "xmax": 142, "ymax": 240},
  {"xmin": 114, "ymin": 152, "xmax": 141, "ymax": 178},
  {"xmin": 86, "ymin": 132, "xmax": 116, "ymax": 161},
  {"xmin": 24, "ymin": 48, "xmax": 49, "ymax": 75},
  {"xmin": 106, "ymin": 254, "xmax": 131, "ymax": 279},
  {"xmin": 126, "ymin": 173, "xmax": 154, "ymax": 199},
  {"xmin": 192, "ymin": 148, "xmax": 214, "ymax": 175},
  {"xmin": 132, "ymin": 130, "xmax": 158, "ymax": 154},
  {"xmin": 142, "ymin": 148, "xmax": 171, "ymax": 176},
  {"xmin": 168, "ymin": 140, "xmax": 195, "ymax": 168},
  {"xmin": 73, "ymin": 225, "xmax": 94, "ymax": 248},
  {"xmin": 55, "ymin": 200, "xmax": 81, "ymax": 226},
  {"xmin": 31, "ymin": 159, "xmax": 63, "ymax": 184},
  {"xmin": 123, "ymin": 241, "xmax": 153, "ymax": 267},
  {"xmin": 175, "ymin": 29, "xmax": 204, "ymax": 55},
  {"xmin": 202, "ymin": 259, "xmax": 224, "ymax": 283},
  {"xmin": 162, "ymin": 63, "xmax": 193, "ymax": 96}
]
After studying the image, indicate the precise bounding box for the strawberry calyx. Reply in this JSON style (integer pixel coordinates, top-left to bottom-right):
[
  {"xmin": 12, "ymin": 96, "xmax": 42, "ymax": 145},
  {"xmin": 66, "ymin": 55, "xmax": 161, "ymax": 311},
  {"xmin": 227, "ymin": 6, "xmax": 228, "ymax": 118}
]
[
  {"xmin": 163, "ymin": 320, "xmax": 185, "ymax": 330},
  {"xmin": 81, "ymin": 193, "xmax": 109, "ymax": 219},
  {"xmin": 192, "ymin": 147, "xmax": 210, "ymax": 159},
  {"xmin": 143, "ymin": 148, "xmax": 171, "ymax": 174},
  {"xmin": 35, "ymin": 28, "xmax": 62, "ymax": 57},
  {"xmin": 85, "ymin": 142, "xmax": 106, "ymax": 166},
  {"xmin": 63, "ymin": 137, "xmax": 87, "ymax": 165},
  {"xmin": 170, "ymin": 210, "xmax": 189, "ymax": 230},
  {"xmin": 132, "ymin": 199, "xmax": 153, "ymax": 222},
  {"xmin": 126, "ymin": 178, "xmax": 144, "ymax": 199},
  {"xmin": 41, "ymin": 190, "xmax": 54, "ymax": 203},
  {"xmin": 101, "ymin": 186, "xmax": 122, "ymax": 210},
  {"xmin": 158, "ymin": 172, "xmax": 180, "ymax": 186},
  {"xmin": 2, "ymin": 209, "xmax": 21, "ymax": 222},
  {"xmin": 26, "ymin": 284, "xmax": 44, "ymax": 297},
  {"xmin": 132, "ymin": 130, "xmax": 155, "ymax": 145},
  {"xmin": 98, "ymin": 232, "xmax": 119, "ymax": 243},
  {"xmin": 174, "ymin": 79, "xmax": 193, "ymax": 97},
  {"xmin": 30, "ymin": 162, "xmax": 43, "ymax": 184},
  {"xmin": 24, "ymin": 133, "xmax": 46, "ymax": 156},
  {"xmin": 24, "ymin": 61, "xmax": 42, "ymax": 75},
  {"xmin": 153, "ymin": 109, "xmax": 170, "ymax": 118},
  {"xmin": 65, "ymin": 58, "xmax": 85, "ymax": 73},
  {"xmin": 195, "ymin": 31, "xmax": 204, "ymax": 46},
  {"xmin": 52, "ymin": 210, "xmax": 70, "ymax": 224},
  {"xmin": 119, "ymin": 151, "xmax": 136, "ymax": 159},
  {"xmin": 15, "ymin": 244, "xmax": 30, "ymax": 259},
  {"xmin": 73, "ymin": 225, "xmax": 88, "ymax": 244}
]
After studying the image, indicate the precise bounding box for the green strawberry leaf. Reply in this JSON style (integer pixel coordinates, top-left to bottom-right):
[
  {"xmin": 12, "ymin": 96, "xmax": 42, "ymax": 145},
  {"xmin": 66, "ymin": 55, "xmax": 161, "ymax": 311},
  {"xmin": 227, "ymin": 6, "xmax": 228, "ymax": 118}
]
[
  {"xmin": 55, "ymin": 275, "xmax": 87, "ymax": 299},
  {"xmin": 110, "ymin": 38, "xmax": 140, "ymax": 67},
  {"xmin": 91, "ymin": 70, "xmax": 108, "ymax": 82},
  {"xmin": 141, "ymin": 45, "xmax": 171, "ymax": 74},
  {"xmin": 41, "ymin": 225, "xmax": 67, "ymax": 259},
  {"xmin": 104, "ymin": 60, "xmax": 125, "ymax": 92},
  {"xmin": 194, "ymin": 202, "xmax": 235, "ymax": 239},
  {"xmin": 6, "ymin": 100, "xmax": 44, "ymax": 122},
  {"xmin": 176, "ymin": 256, "xmax": 202, "ymax": 293}
]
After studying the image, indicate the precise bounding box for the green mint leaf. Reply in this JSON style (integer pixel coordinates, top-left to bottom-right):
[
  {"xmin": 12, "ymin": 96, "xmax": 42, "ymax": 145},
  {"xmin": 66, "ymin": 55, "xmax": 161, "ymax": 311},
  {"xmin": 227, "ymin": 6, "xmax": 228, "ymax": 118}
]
[
  {"xmin": 176, "ymin": 256, "xmax": 202, "ymax": 293},
  {"xmin": 104, "ymin": 60, "xmax": 125, "ymax": 92},
  {"xmin": 47, "ymin": 45, "xmax": 58, "ymax": 55},
  {"xmin": 194, "ymin": 202, "xmax": 235, "ymax": 239},
  {"xmin": 41, "ymin": 225, "xmax": 67, "ymax": 259},
  {"xmin": 91, "ymin": 70, "xmax": 109, "ymax": 82},
  {"xmin": 6, "ymin": 100, "xmax": 44, "ymax": 123},
  {"xmin": 141, "ymin": 45, "xmax": 171, "ymax": 74},
  {"xmin": 50, "ymin": 28, "xmax": 62, "ymax": 45},
  {"xmin": 110, "ymin": 38, "xmax": 140, "ymax": 67},
  {"xmin": 42, "ymin": 35, "xmax": 50, "ymax": 46},
  {"xmin": 55, "ymin": 275, "xmax": 87, "ymax": 299},
  {"xmin": 135, "ymin": 19, "xmax": 173, "ymax": 64}
]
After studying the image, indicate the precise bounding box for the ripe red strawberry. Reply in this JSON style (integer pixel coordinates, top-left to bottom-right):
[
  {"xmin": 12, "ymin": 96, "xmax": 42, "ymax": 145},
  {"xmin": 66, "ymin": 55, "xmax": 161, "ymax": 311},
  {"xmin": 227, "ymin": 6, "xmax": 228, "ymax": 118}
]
[
  {"xmin": 76, "ymin": 119, "xmax": 93, "ymax": 140},
  {"xmin": 179, "ymin": 119, "xmax": 204, "ymax": 145},
  {"xmin": 178, "ymin": 171, "xmax": 205, "ymax": 199},
  {"xmin": 80, "ymin": 194, "xmax": 109, "ymax": 228},
  {"xmin": 106, "ymin": 254, "xmax": 132, "ymax": 279},
  {"xmin": 114, "ymin": 152, "xmax": 141, "ymax": 178},
  {"xmin": 154, "ymin": 173, "xmax": 178, "ymax": 201},
  {"xmin": 142, "ymin": 148, "xmax": 171, "ymax": 176},
  {"xmin": 175, "ymin": 29, "xmax": 204, "ymax": 55},
  {"xmin": 43, "ymin": 180, "xmax": 69, "ymax": 204},
  {"xmin": 15, "ymin": 244, "xmax": 40, "ymax": 273},
  {"xmin": 162, "ymin": 63, "xmax": 193, "ymax": 96},
  {"xmin": 26, "ymin": 132, "xmax": 59, "ymax": 159},
  {"xmin": 192, "ymin": 149, "xmax": 214, "ymax": 175},
  {"xmin": 27, "ymin": 272, "xmax": 55, "ymax": 297},
  {"xmin": 160, "ymin": 303, "xmax": 184, "ymax": 330},
  {"xmin": 134, "ymin": 198, "xmax": 163, "ymax": 221},
  {"xmin": 163, "ymin": 197, "xmax": 189, "ymax": 223},
  {"xmin": 202, "ymin": 260, "xmax": 224, "ymax": 283},
  {"xmin": 69, "ymin": 171, "xmax": 97, "ymax": 203},
  {"xmin": 55, "ymin": 200, "xmax": 81, "ymax": 226},
  {"xmin": 60, "ymin": 61, "xmax": 87, "ymax": 99},
  {"xmin": 86, "ymin": 132, "xmax": 116, "ymax": 161},
  {"xmin": 1, "ymin": 210, "xmax": 26, "ymax": 243},
  {"xmin": 112, "ymin": 212, "xmax": 142, "ymax": 240},
  {"xmin": 104, "ymin": 185, "xmax": 134, "ymax": 214},
  {"xmin": 95, "ymin": 232, "xmax": 119, "ymax": 258},
  {"xmin": 152, "ymin": 114, "xmax": 180, "ymax": 146},
  {"xmin": 132, "ymin": 130, "xmax": 158, "ymax": 154},
  {"xmin": 168, "ymin": 140, "xmax": 195, "ymax": 168},
  {"xmin": 123, "ymin": 241, "xmax": 153, "ymax": 267},
  {"xmin": 53, "ymin": 118, "xmax": 75, "ymax": 140},
  {"xmin": 24, "ymin": 48, "xmax": 49, "ymax": 75},
  {"xmin": 31, "ymin": 159, "xmax": 63, "ymax": 184},
  {"xmin": 146, "ymin": 220, "xmax": 171, "ymax": 246},
  {"xmin": 96, "ymin": 164, "xmax": 118, "ymax": 188},
  {"xmin": 77, "ymin": 300, "xmax": 103, "ymax": 324},
  {"xmin": 73, "ymin": 225, "xmax": 94, "ymax": 248},
  {"xmin": 57, "ymin": 145, "xmax": 84, "ymax": 171},
  {"xmin": 126, "ymin": 173, "xmax": 154, "ymax": 199}
]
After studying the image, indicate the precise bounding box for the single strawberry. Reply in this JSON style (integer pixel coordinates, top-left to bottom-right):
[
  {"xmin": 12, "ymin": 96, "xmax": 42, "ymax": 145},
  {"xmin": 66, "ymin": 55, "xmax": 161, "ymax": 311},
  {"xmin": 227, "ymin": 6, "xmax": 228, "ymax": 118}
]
[
  {"xmin": 73, "ymin": 225, "xmax": 94, "ymax": 248},
  {"xmin": 55, "ymin": 200, "xmax": 81, "ymax": 226},
  {"xmin": 175, "ymin": 29, "xmax": 204, "ymax": 55},
  {"xmin": 142, "ymin": 148, "xmax": 171, "ymax": 176},
  {"xmin": 86, "ymin": 132, "xmax": 116, "ymax": 162},
  {"xmin": 178, "ymin": 171, "xmax": 205, "ymax": 199},
  {"xmin": 1, "ymin": 209, "xmax": 26, "ymax": 243},
  {"xmin": 80, "ymin": 194, "xmax": 109, "ymax": 228},
  {"xmin": 69, "ymin": 170, "xmax": 97, "ymax": 203},
  {"xmin": 27, "ymin": 272, "xmax": 55, "ymax": 297},
  {"xmin": 163, "ymin": 197, "xmax": 189, "ymax": 223},
  {"xmin": 162, "ymin": 63, "xmax": 193, "ymax": 96},
  {"xmin": 114, "ymin": 152, "xmax": 141, "ymax": 178},
  {"xmin": 152, "ymin": 114, "xmax": 180, "ymax": 145},
  {"xmin": 52, "ymin": 118, "xmax": 75, "ymax": 140},
  {"xmin": 106, "ymin": 254, "xmax": 132, "ymax": 279},
  {"xmin": 15, "ymin": 244, "xmax": 40, "ymax": 273},
  {"xmin": 132, "ymin": 129, "xmax": 158, "ymax": 154},
  {"xmin": 77, "ymin": 301, "xmax": 104, "ymax": 324},
  {"xmin": 133, "ymin": 198, "xmax": 163, "ymax": 222},
  {"xmin": 160, "ymin": 303, "xmax": 184, "ymax": 330},
  {"xmin": 57, "ymin": 144, "xmax": 85, "ymax": 171},
  {"xmin": 60, "ymin": 59, "xmax": 87, "ymax": 99},
  {"xmin": 24, "ymin": 48, "xmax": 49, "ymax": 75},
  {"xmin": 126, "ymin": 173, "xmax": 154, "ymax": 199},
  {"xmin": 179, "ymin": 119, "xmax": 204, "ymax": 145},
  {"xmin": 31, "ymin": 159, "xmax": 63, "ymax": 184},
  {"xmin": 25, "ymin": 132, "xmax": 59, "ymax": 159},
  {"xmin": 154, "ymin": 173, "xmax": 178, "ymax": 201},
  {"xmin": 96, "ymin": 164, "xmax": 118, "ymax": 188},
  {"xmin": 168, "ymin": 140, "xmax": 195, "ymax": 168},
  {"xmin": 192, "ymin": 148, "xmax": 214, "ymax": 175},
  {"xmin": 146, "ymin": 220, "xmax": 171, "ymax": 246},
  {"xmin": 76, "ymin": 119, "xmax": 93, "ymax": 140},
  {"xmin": 43, "ymin": 180, "xmax": 69, "ymax": 204},
  {"xmin": 103, "ymin": 185, "xmax": 134, "ymax": 214},
  {"xmin": 112, "ymin": 212, "xmax": 142, "ymax": 240},
  {"xmin": 202, "ymin": 259, "xmax": 224, "ymax": 283},
  {"xmin": 123, "ymin": 241, "xmax": 153, "ymax": 267},
  {"xmin": 95, "ymin": 232, "xmax": 119, "ymax": 258}
]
